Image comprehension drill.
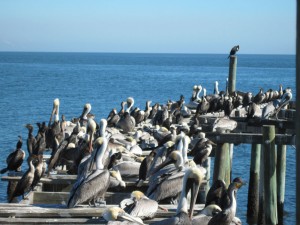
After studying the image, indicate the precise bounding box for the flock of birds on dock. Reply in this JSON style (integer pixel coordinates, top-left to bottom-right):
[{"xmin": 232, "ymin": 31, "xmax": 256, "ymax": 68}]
[{"xmin": 1, "ymin": 74, "xmax": 293, "ymax": 224}]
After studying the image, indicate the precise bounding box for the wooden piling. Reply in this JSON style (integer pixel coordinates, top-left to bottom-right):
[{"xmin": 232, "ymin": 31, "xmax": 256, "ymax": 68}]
[
  {"xmin": 247, "ymin": 144, "xmax": 261, "ymax": 224},
  {"xmin": 258, "ymin": 142, "xmax": 265, "ymax": 225},
  {"xmin": 277, "ymin": 144, "xmax": 286, "ymax": 225},
  {"xmin": 213, "ymin": 143, "xmax": 230, "ymax": 187},
  {"xmin": 262, "ymin": 125, "xmax": 278, "ymax": 225},
  {"xmin": 228, "ymin": 55, "xmax": 237, "ymax": 93}
]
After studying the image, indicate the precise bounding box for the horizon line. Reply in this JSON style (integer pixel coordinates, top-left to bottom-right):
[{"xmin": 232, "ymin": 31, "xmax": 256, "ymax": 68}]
[{"xmin": 0, "ymin": 50, "xmax": 295, "ymax": 56}]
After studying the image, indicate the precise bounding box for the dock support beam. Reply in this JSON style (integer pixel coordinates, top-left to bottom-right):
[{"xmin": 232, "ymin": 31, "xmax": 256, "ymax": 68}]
[
  {"xmin": 213, "ymin": 143, "xmax": 231, "ymax": 187},
  {"xmin": 262, "ymin": 125, "xmax": 278, "ymax": 225},
  {"xmin": 247, "ymin": 144, "xmax": 261, "ymax": 224},
  {"xmin": 228, "ymin": 55, "xmax": 237, "ymax": 93},
  {"xmin": 277, "ymin": 144, "xmax": 286, "ymax": 225}
]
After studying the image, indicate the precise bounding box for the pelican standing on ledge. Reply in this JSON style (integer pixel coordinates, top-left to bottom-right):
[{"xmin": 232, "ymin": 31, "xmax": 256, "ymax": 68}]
[
  {"xmin": 67, "ymin": 137, "xmax": 109, "ymax": 208},
  {"xmin": 150, "ymin": 167, "xmax": 204, "ymax": 225}
]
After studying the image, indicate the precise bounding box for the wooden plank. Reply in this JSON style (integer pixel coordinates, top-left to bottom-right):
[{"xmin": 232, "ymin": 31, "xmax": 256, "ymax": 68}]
[
  {"xmin": 0, "ymin": 217, "xmax": 170, "ymax": 224},
  {"xmin": 206, "ymin": 132, "xmax": 295, "ymax": 145},
  {"xmin": 0, "ymin": 217, "xmax": 104, "ymax": 224},
  {"xmin": 0, "ymin": 203, "xmax": 204, "ymax": 218}
]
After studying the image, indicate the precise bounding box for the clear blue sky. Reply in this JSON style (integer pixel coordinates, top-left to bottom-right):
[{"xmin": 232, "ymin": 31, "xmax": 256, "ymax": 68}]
[{"xmin": 0, "ymin": 0, "xmax": 296, "ymax": 54}]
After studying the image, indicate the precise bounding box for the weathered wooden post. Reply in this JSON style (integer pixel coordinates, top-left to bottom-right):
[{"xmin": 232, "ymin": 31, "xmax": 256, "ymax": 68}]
[
  {"xmin": 213, "ymin": 143, "xmax": 231, "ymax": 187},
  {"xmin": 258, "ymin": 142, "xmax": 265, "ymax": 225},
  {"xmin": 247, "ymin": 144, "xmax": 261, "ymax": 224},
  {"xmin": 277, "ymin": 144, "xmax": 286, "ymax": 225},
  {"xmin": 262, "ymin": 125, "xmax": 278, "ymax": 225},
  {"xmin": 228, "ymin": 55, "xmax": 237, "ymax": 93}
]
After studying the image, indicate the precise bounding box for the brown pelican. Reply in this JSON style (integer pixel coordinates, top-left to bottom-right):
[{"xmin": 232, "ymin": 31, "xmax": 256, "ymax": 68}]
[
  {"xmin": 77, "ymin": 135, "xmax": 107, "ymax": 182},
  {"xmin": 117, "ymin": 111, "xmax": 136, "ymax": 133},
  {"xmin": 79, "ymin": 103, "xmax": 92, "ymax": 126},
  {"xmin": 149, "ymin": 103, "xmax": 159, "ymax": 119},
  {"xmin": 137, "ymin": 151, "xmax": 155, "ymax": 187},
  {"xmin": 107, "ymin": 108, "xmax": 120, "ymax": 127},
  {"xmin": 192, "ymin": 204, "xmax": 222, "ymax": 225},
  {"xmin": 46, "ymin": 99, "xmax": 65, "ymax": 163},
  {"xmin": 228, "ymin": 45, "xmax": 239, "ymax": 58},
  {"xmin": 170, "ymin": 95, "xmax": 185, "ymax": 113},
  {"xmin": 195, "ymin": 96, "xmax": 210, "ymax": 116},
  {"xmin": 120, "ymin": 190, "xmax": 168, "ymax": 220},
  {"xmin": 186, "ymin": 85, "xmax": 202, "ymax": 109},
  {"xmin": 103, "ymin": 206, "xmax": 144, "ymax": 225},
  {"xmin": 157, "ymin": 126, "xmax": 177, "ymax": 146},
  {"xmin": 207, "ymin": 180, "xmax": 245, "ymax": 225},
  {"xmin": 48, "ymin": 98, "xmax": 60, "ymax": 127},
  {"xmin": 112, "ymin": 160, "xmax": 141, "ymax": 178},
  {"xmin": 143, "ymin": 100, "xmax": 152, "ymax": 122},
  {"xmin": 46, "ymin": 122, "xmax": 80, "ymax": 175},
  {"xmin": 152, "ymin": 105, "xmax": 169, "ymax": 126},
  {"xmin": 147, "ymin": 150, "xmax": 194, "ymax": 204},
  {"xmin": 146, "ymin": 141, "xmax": 175, "ymax": 177},
  {"xmin": 109, "ymin": 170, "xmax": 126, "ymax": 189},
  {"xmin": 126, "ymin": 97, "xmax": 135, "ymax": 113},
  {"xmin": 134, "ymin": 109, "xmax": 145, "ymax": 126},
  {"xmin": 9, "ymin": 156, "xmax": 37, "ymax": 202},
  {"xmin": 118, "ymin": 101, "xmax": 127, "ymax": 117},
  {"xmin": 150, "ymin": 167, "xmax": 204, "ymax": 225},
  {"xmin": 190, "ymin": 85, "xmax": 198, "ymax": 101},
  {"xmin": 67, "ymin": 137, "xmax": 109, "ymax": 208},
  {"xmin": 262, "ymin": 87, "xmax": 292, "ymax": 119},
  {"xmin": 212, "ymin": 116, "xmax": 237, "ymax": 133},
  {"xmin": 1, "ymin": 136, "xmax": 25, "ymax": 174},
  {"xmin": 86, "ymin": 118, "xmax": 97, "ymax": 153}
]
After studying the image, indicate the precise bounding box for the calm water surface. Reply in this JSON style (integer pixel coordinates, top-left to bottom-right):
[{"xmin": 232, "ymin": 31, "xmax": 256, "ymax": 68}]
[{"xmin": 0, "ymin": 52, "xmax": 296, "ymax": 224}]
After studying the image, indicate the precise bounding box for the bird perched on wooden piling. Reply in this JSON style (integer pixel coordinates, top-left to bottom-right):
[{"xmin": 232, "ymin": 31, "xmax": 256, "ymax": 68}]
[
  {"xmin": 228, "ymin": 45, "xmax": 239, "ymax": 58},
  {"xmin": 1, "ymin": 136, "xmax": 25, "ymax": 174}
]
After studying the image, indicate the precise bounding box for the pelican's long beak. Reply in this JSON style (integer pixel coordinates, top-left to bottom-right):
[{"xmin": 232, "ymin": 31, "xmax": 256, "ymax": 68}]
[
  {"xmin": 189, "ymin": 181, "xmax": 200, "ymax": 219},
  {"xmin": 118, "ymin": 212, "xmax": 145, "ymax": 225}
]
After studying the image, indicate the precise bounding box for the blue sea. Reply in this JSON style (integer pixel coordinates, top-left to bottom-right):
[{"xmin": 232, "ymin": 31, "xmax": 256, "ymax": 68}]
[{"xmin": 0, "ymin": 52, "xmax": 296, "ymax": 224}]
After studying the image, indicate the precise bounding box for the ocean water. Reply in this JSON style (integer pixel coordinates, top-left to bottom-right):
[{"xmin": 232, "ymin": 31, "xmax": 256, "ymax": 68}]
[{"xmin": 0, "ymin": 52, "xmax": 296, "ymax": 224}]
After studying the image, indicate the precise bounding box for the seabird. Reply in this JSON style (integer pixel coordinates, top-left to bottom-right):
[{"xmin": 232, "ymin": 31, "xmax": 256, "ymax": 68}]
[
  {"xmin": 1, "ymin": 136, "xmax": 25, "ymax": 174},
  {"xmin": 103, "ymin": 206, "xmax": 144, "ymax": 225},
  {"xmin": 207, "ymin": 179, "xmax": 245, "ymax": 225},
  {"xmin": 150, "ymin": 167, "xmax": 205, "ymax": 225},
  {"xmin": 120, "ymin": 190, "xmax": 167, "ymax": 220},
  {"xmin": 9, "ymin": 156, "xmax": 37, "ymax": 202},
  {"xmin": 227, "ymin": 45, "xmax": 239, "ymax": 58}
]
